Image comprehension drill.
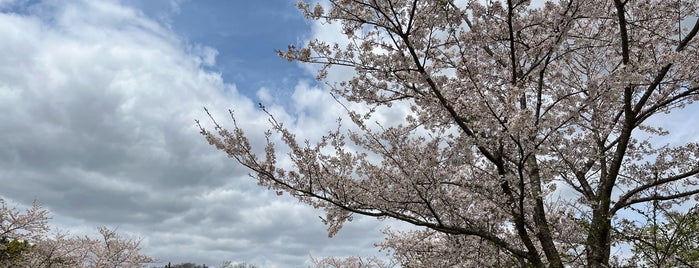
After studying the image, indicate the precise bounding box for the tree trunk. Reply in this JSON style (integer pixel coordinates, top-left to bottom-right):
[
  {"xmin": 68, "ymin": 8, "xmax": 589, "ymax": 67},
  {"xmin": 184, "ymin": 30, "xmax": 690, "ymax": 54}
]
[{"xmin": 586, "ymin": 207, "xmax": 612, "ymax": 267}]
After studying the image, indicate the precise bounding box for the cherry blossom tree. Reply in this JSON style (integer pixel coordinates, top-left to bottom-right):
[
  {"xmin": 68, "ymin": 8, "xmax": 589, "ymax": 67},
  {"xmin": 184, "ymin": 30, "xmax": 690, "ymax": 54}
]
[
  {"xmin": 200, "ymin": 0, "xmax": 699, "ymax": 267},
  {"xmin": 79, "ymin": 226, "xmax": 157, "ymax": 268},
  {"xmin": 311, "ymin": 255, "xmax": 396, "ymax": 268},
  {"xmin": 0, "ymin": 196, "xmax": 156, "ymax": 267},
  {"xmin": 1, "ymin": 197, "xmax": 49, "ymax": 265}
]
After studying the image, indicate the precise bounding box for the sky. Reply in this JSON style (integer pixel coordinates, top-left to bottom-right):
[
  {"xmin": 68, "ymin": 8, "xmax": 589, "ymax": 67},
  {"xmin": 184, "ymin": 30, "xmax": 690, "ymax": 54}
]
[
  {"xmin": 1, "ymin": 1, "xmax": 698, "ymax": 268},
  {"xmin": 0, "ymin": 0, "xmax": 396, "ymax": 267}
]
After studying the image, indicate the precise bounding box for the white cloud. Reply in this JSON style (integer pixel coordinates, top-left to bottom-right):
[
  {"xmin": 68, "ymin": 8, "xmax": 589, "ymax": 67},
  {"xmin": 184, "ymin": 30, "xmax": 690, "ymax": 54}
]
[
  {"xmin": 0, "ymin": 0, "xmax": 390, "ymax": 266},
  {"xmin": 256, "ymin": 86, "xmax": 274, "ymax": 104}
]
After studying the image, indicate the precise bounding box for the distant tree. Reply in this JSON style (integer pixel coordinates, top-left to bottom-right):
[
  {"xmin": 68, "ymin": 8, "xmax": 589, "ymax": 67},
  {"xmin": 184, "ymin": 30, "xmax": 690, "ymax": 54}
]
[
  {"xmin": 1, "ymin": 197, "xmax": 49, "ymax": 266},
  {"xmin": 311, "ymin": 256, "xmax": 396, "ymax": 268},
  {"xmin": 217, "ymin": 261, "xmax": 258, "ymax": 268},
  {"xmin": 157, "ymin": 262, "xmax": 210, "ymax": 268},
  {"xmin": 79, "ymin": 226, "xmax": 157, "ymax": 267},
  {"xmin": 619, "ymin": 204, "xmax": 699, "ymax": 267},
  {"xmin": 0, "ymin": 196, "xmax": 156, "ymax": 267},
  {"xmin": 200, "ymin": 0, "xmax": 699, "ymax": 267},
  {"xmin": 0, "ymin": 237, "xmax": 32, "ymax": 264}
]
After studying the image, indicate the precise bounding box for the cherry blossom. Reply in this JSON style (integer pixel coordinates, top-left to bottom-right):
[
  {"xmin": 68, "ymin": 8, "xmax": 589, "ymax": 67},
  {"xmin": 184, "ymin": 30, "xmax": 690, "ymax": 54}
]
[
  {"xmin": 1, "ymin": 197, "xmax": 156, "ymax": 267},
  {"xmin": 201, "ymin": 1, "xmax": 699, "ymax": 267}
]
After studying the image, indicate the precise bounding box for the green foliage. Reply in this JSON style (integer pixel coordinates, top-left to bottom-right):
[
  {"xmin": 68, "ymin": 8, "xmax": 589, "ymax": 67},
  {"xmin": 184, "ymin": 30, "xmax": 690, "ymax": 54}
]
[
  {"xmin": 627, "ymin": 206, "xmax": 699, "ymax": 267},
  {"xmin": 0, "ymin": 237, "xmax": 32, "ymax": 263}
]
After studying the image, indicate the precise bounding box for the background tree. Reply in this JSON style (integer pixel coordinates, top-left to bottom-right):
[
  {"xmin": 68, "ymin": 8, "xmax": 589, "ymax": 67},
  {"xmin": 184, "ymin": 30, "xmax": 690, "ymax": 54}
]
[
  {"xmin": 217, "ymin": 261, "xmax": 258, "ymax": 268},
  {"xmin": 81, "ymin": 227, "xmax": 157, "ymax": 267},
  {"xmin": 156, "ymin": 260, "xmax": 259, "ymax": 268},
  {"xmin": 620, "ymin": 204, "xmax": 699, "ymax": 267},
  {"xmin": 0, "ymin": 196, "xmax": 156, "ymax": 267},
  {"xmin": 158, "ymin": 262, "xmax": 209, "ymax": 268},
  {"xmin": 200, "ymin": 0, "xmax": 699, "ymax": 267},
  {"xmin": 1, "ymin": 197, "xmax": 49, "ymax": 266},
  {"xmin": 311, "ymin": 255, "xmax": 396, "ymax": 268},
  {"xmin": 1, "ymin": 238, "xmax": 32, "ymax": 264}
]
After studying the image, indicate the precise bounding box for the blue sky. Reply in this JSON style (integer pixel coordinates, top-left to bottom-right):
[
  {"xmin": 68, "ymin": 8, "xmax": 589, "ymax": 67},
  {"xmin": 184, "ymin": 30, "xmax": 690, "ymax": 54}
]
[
  {"xmin": 0, "ymin": 0, "xmax": 394, "ymax": 267},
  {"xmin": 166, "ymin": 0, "xmax": 311, "ymax": 91},
  {"xmin": 132, "ymin": 0, "xmax": 313, "ymax": 95}
]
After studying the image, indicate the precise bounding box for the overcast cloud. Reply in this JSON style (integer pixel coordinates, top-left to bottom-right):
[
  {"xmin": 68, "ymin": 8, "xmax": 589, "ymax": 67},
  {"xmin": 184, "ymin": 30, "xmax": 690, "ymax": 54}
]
[
  {"xmin": 0, "ymin": 0, "xmax": 393, "ymax": 267},
  {"xmin": 2, "ymin": 1, "xmax": 697, "ymax": 267}
]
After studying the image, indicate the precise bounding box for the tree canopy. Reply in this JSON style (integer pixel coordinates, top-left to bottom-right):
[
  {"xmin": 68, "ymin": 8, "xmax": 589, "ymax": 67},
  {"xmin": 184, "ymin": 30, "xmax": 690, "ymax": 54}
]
[
  {"xmin": 200, "ymin": 0, "xmax": 699, "ymax": 267},
  {"xmin": 1, "ymin": 196, "xmax": 156, "ymax": 267}
]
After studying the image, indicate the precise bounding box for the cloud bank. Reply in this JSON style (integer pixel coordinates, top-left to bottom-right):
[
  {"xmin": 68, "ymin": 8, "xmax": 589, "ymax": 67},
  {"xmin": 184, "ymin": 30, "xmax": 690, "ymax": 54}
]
[{"xmin": 0, "ymin": 0, "xmax": 391, "ymax": 266}]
